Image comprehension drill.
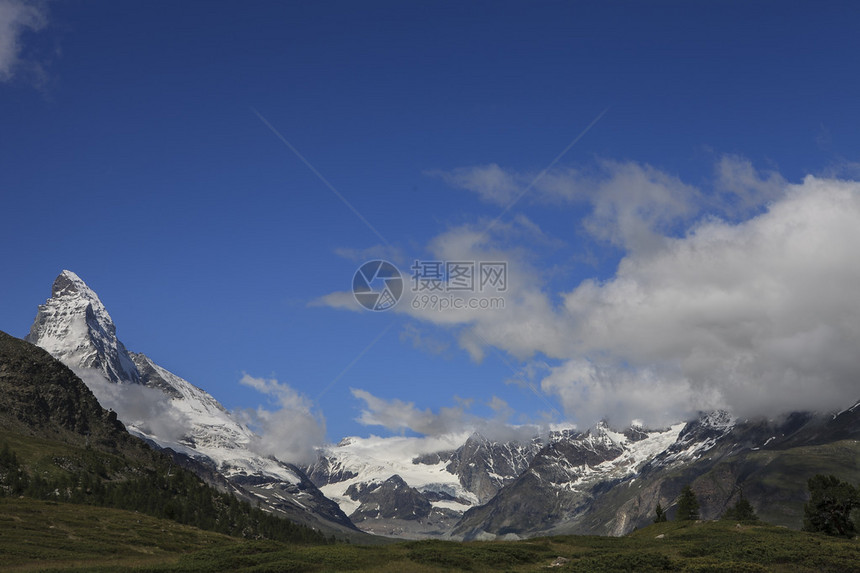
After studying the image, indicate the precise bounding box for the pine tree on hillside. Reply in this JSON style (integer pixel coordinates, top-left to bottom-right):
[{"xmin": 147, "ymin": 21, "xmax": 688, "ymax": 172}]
[
  {"xmin": 654, "ymin": 502, "xmax": 667, "ymax": 523},
  {"xmin": 722, "ymin": 492, "xmax": 759, "ymax": 523},
  {"xmin": 803, "ymin": 474, "xmax": 859, "ymax": 538},
  {"xmin": 676, "ymin": 485, "xmax": 700, "ymax": 521}
]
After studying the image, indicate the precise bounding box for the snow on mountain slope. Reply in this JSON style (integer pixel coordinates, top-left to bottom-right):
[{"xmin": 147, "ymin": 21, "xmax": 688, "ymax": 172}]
[
  {"xmin": 306, "ymin": 431, "xmax": 545, "ymax": 538},
  {"xmin": 646, "ymin": 410, "xmax": 735, "ymax": 470},
  {"xmin": 586, "ymin": 422, "xmax": 686, "ymax": 482},
  {"xmin": 128, "ymin": 352, "xmax": 301, "ymax": 484},
  {"xmin": 439, "ymin": 432, "xmax": 544, "ymax": 504},
  {"xmin": 312, "ymin": 433, "xmax": 478, "ymax": 514},
  {"xmin": 527, "ymin": 422, "xmax": 686, "ymax": 493},
  {"xmin": 452, "ymin": 421, "xmax": 700, "ymax": 540},
  {"xmin": 451, "ymin": 407, "xmax": 858, "ymax": 540}
]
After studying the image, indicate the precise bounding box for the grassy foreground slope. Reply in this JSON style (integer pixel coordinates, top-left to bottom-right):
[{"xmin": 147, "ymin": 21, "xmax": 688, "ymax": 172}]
[
  {"xmin": 1, "ymin": 499, "xmax": 857, "ymax": 573},
  {"xmin": 0, "ymin": 497, "xmax": 238, "ymax": 572}
]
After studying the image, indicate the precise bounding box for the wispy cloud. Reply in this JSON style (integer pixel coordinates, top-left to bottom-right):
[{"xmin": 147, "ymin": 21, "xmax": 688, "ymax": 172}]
[
  {"xmin": 239, "ymin": 374, "xmax": 326, "ymax": 465},
  {"xmin": 433, "ymin": 156, "xmax": 790, "ymax": 254},
  {"xmin": 76, "ymin": 368, "xmax": 193, "ymax": 443},
  {"xmin": 428, "ymin": 163, "xmax": 520, "ymax": 205},
  {"xmin": 399, "ymin": 323, "xmax": 450, "ymax": 355},
  {"xmin": 350, "ymin": 388, "xmax": 547, "ymax": 441},
  {"xmin": 351, "ymin": 388, "xmax": 469, "ymax": 436},
  {"xmin": 309, "ymin": 290, "xmax": 362, "ymax": 312},
  {"xmin": 434, "ymin": 159, "xmax": 703, "ymax": 253},
  {"xmin": 0, "ymin": 0, "xmax": 48, "ymax": 84},
  {"xmin": 713, "ymin": 154, "xmax": 786, "ymax": 216}
]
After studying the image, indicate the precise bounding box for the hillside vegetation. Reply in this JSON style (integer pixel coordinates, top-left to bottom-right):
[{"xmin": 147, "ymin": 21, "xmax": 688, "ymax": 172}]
[
  {"xmin": 1, "ymin": 499, "xmax": 858, "ymax": 572},
  {"xmin": 0, "ymin": 331, "xmax": 330, "ymax": 545}
]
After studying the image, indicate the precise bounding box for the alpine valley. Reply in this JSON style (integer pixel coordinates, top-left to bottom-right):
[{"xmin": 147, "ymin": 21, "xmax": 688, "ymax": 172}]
[{"xmin": 10, "ymin": 271, "xmax": 860, "ymax": 540}]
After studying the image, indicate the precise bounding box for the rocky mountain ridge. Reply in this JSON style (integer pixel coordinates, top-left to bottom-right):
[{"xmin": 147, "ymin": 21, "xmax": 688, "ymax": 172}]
[{"xmin": 454, "ymin": 405, "xmax": 860, "ymax": 539}]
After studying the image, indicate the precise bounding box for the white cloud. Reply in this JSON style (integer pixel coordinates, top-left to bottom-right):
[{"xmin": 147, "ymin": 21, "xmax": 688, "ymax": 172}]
[
  {"xmin": 435, "ymin": 157, "xmax": 792, "ymax": 255},
  {"xmin": 552, "ymin": 176, "xmax": 860, "ymax": 425},
  {"xmin": 820, "ymin": 158, "xmax": 860, "ymax": 180},
  {"xmin": 399, "ymin": 323, "xmax": 450, "ymax": 355},
  {"xmin": 322, "ymin": 157, "xmax": 860, "ymax": 429},
  {"xmin": 429, "ymin": 163, "xmax": 520, "ymax": 205},
  {"xmin": 713, "ymin": 154, "xmax": 786, "ymax": 216},
  {"xmin": 434, "ymin": 159, "xmax": 703, "ymax": 253},
  {"xmin": 580, "ymin": 160, "xmax": 701, "ymax": 253},
  {"xmin": 76, "ymin": 368, "xmax": 193, "ymax": 443},
  {"xmin": 487, "ymin": 395, "xmax": 513, "ymax": 419},
  {"xmin": 314, "ymin": 215, "xmax": 565, "ymax": 354},
  {"xmin": 425, "ymin": 165, "xmax": 860, "ymax": 427},
  {"xmin": 440, "ymin": 172, "xmax": 860, "ymax": 426},
  {"xmin": 239, "ymin": 374, "xmax": 326, "ymax": 465},
  {"xmin": 309, "ymin": 290, "xmax": 362, "ymax": 311},
  {"xmin": 0, "ymin": 0, "xmax": 48, "ymax": 83},
  {"xmin": 350, "ymin": 388, "xmax": 546, "ymax": 442},
  {"xmin": 412, "ymin": 217, "xmax": 571, "ymax": 361},
  {"xmin": 351, "ymin": 388, "xmax": 468, "ymax": 436},
  {"xmin": 540, "ymin": 360, "xmax": 720, "ymax": 429}
]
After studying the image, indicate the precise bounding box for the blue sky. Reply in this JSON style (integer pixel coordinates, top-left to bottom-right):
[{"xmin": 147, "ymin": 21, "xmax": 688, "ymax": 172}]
[{"xmin": 2, "ymin": 1, "xmax": 860, "ymax": 447}]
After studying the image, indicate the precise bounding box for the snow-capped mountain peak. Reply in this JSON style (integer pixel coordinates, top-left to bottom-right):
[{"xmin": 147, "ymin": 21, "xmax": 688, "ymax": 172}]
[
  {"xmin": 26, "ymin": 271, "xmax": 295, "ymax": 482},
  {"xmin": 52, "ymin": 269, "xmax": 92, "ymax": 296},
  {"xmin": 27, "ymin": 270, "xmax": 138, "ymax": 383}
]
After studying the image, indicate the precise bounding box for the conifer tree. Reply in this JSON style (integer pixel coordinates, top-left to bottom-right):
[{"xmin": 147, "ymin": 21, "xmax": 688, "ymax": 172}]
[
  {"xmin": 803, "ymin": 474, "xmax": 858, "ymax": 538},
  {"xmin": 676, "ymin": 484, "xmax": 700, "ymax": 521},
  {"xmin": 654, "ymin": 502, "xmax": 667, "ymax": 523},
  {"xmin": 722, "ymin": 492, "xmax": 758, "ymax": 522}
]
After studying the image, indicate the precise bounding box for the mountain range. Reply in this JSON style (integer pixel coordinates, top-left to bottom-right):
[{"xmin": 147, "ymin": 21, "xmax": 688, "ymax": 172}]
[{"xmin": 13, "ymin": 270, "xmax": 860, "ymax": 540}]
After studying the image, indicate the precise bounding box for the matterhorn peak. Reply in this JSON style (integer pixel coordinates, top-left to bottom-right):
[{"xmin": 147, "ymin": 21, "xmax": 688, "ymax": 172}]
[
  {"xmin": 52, "ymin": 270, "xmax": 91, "ymax": 298},
  {"xmin": 48, "ymin": 270, "xmax": 116, "ymax": 334},
  {"xmin": 27, "ymin": 270, "xmax": 138, "ymax": 383}
]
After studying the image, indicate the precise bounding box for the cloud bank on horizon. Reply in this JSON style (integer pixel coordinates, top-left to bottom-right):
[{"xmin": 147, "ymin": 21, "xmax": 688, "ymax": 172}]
[{"xmin": 324, "ymin": 157, "xmax": 860, "ymax": 431}]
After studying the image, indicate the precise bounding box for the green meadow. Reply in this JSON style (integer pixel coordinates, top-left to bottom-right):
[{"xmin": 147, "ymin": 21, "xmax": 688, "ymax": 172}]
[{"xmin": 2, "ymin": 497, "xmax": 858, "ymax": 572}]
